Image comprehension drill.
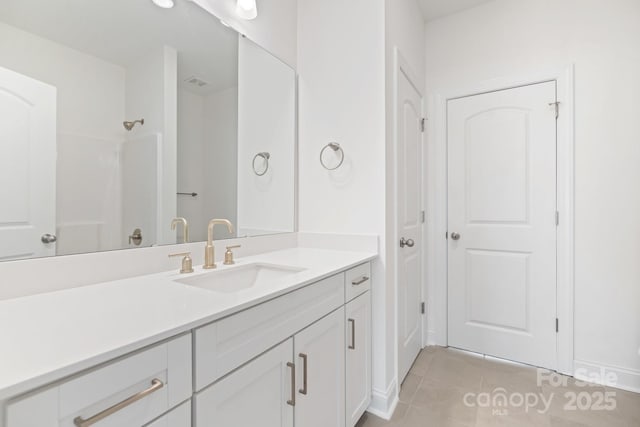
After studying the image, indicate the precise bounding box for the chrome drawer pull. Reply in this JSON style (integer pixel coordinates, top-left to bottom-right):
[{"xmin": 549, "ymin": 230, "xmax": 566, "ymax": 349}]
[
  {"xmin": 351, "ymin": 276, "xmax": 369, "ymax": 286},
  {"xmin": 73, "ymin": 378, "xmax": 164, "ymax": 427},
  {"xmin": 287, "ymin": 362, "xmax": 296, "ymax": 406},
  {"xmin": 348, "ymin": 318, "xmax": 356, "ymax": 350},
  {"xmin": 299, "ymin": 353, "xmax": 308, "ymax": 395}
]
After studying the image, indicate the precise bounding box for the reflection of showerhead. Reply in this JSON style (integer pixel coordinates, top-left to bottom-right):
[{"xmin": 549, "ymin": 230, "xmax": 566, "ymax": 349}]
[{"xmin": 123, "ymin": 119, "xmax": 144, "ymax": 131}]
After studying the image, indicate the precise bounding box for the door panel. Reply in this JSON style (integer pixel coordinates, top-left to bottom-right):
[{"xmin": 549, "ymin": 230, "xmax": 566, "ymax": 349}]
[
  {"xmin": 346, "ymin": 292, "xmax": 371, "ymax": 427},
  {"xmin": 397, "ymin": 67, "xmax": 423, "ymax": 383},
  {"xmin": 194, "ymin": 339, "xmax": 294, "ymax": 427},
  {"xmin": 294, "ymin": 308, "xmax": 345, "ymax": 427},
  {"xmin": 0, "ymin": 66, "xmax": 56, "ymax": 260},
  {"xmin": 447, "ymin": 81, "xmax": 557, "ymax": 369}
]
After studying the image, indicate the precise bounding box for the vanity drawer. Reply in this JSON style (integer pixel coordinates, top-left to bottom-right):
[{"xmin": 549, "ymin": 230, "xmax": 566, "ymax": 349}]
[
  {"xmin": 345, "ymin": 263, "xmax": 371, "ymax": 302},
  {"xmin": 194, "ymin": 273, "xmax": 344, "ymax": 390},
  {"xmin": 7, "ymin": 334, "xmax": 192, "ymax": 427}
]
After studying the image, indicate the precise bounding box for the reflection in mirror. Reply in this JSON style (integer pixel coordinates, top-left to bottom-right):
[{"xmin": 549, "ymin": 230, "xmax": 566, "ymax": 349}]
[{"xmin": 0, "ymin": 0, "xmax": 296, "ymax": 261}]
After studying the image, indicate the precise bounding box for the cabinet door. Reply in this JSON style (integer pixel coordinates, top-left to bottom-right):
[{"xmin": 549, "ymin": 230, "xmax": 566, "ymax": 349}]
[
  {"xmin": 146, "ymin": 401, "xmax": 190, "ymax": 427},
  {"xmin": 194, "ymin": 338, "xmax": 294, "ymax": 427},
  {"xmin": 294, "ymin": 308, "xmax": 345, "ymax": 427},
  {"xmin": 346, "ymin": 292, "xmax": 372, "ymax": 426}
]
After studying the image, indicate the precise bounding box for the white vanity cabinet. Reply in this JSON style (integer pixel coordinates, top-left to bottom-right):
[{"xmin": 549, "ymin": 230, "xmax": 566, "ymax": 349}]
[
  {"xmin": 146, "ymin": 401, "xmax": 191, "ymax": 427},
  {"xmin": 195, "ymin": 307, "xmax": 346, "ymax": 427},
  {"xmin": 194, "ymin": 262, "xmax": 372, "ymax": 427},
  {"xmin": 345, "ymin": 292, "xmax": 372, "ymax": 426},
  {"xmin": 2, "ymin": 260, "xmax": 373, "ymax": 427},
  {"xmin": 6, "ymin": 334, "xmax": 192, "ymax": 427},
  {"xmin": 194, "ymin": 339, "xmax": 295, "ymax": 427},
  {"xmin": 344, "ymin": 264, "xmax": 372, "ymax": 426},
  {"xmin": 294, "ymin": 307, "xmax": 346, "ymax": 427}
]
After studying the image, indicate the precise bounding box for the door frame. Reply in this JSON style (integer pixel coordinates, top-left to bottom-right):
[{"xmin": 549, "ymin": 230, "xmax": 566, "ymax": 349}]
[
  {"xmin": 425, "ymin": 65, "xmax": 575, "ymax": 375},
  {"xmin": 392, "ymin": 47, "xmax": 425, "ymax": 388}
]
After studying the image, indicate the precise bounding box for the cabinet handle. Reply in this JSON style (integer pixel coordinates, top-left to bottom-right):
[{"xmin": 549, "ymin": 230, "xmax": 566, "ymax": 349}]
[
  {"xmin": 351, "ymin": 276, "xmax": 369, "ymax": 286},
  {"xmin": 73, "ymin": 378, "xmax": 164, "ymax": 427},
  {"xmin": 286, "ymin": 362, "xmax": 296, "ymax": 406},
  {"xmin": 348, "ymin": 318, "xmax": 356, "ymax": 350},
  {"xmin": 299, "ymin": 353, "xmax": 308, "ymax": 395}
]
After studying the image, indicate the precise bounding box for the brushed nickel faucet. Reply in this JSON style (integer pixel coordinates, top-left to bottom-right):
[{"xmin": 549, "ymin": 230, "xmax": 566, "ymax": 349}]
[
  {"xmin": 169, "ymin": 252, "xmax": 194, "ymax": 274},
  {"xmin": 204, "ymin": 219, "xmax": 234, "ymax": 269},
  {"xmin": 171, "ymin": 217, "xmax": 190, "ymax": 243}
]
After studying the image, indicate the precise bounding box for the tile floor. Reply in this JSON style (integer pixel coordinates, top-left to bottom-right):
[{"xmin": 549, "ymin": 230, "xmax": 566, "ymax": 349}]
[{"xmin": 357, "ymin": 347, "xmax": 640, "ymax": 427}]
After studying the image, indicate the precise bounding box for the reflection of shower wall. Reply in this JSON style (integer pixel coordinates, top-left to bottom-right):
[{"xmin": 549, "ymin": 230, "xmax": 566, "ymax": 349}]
[
  {"xmin": 57, "ymin": 134, "xmax": 123, "ymax": 255},
  {"xmin": 125, "ymin": 46, "xmax": 177, "ymax": 246},
  {"xmin": 0, "ymin": 22, "xmax": 126, "ymax": 255},
  {"xmin": 177, "ymin": 86, "xmax": 238, "ymax": 242}
]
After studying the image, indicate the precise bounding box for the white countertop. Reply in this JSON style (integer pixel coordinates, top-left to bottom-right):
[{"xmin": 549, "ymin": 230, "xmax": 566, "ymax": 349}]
[{"xmin": 0, "ymin": 248, "xmax": 376, "ymax": 401}]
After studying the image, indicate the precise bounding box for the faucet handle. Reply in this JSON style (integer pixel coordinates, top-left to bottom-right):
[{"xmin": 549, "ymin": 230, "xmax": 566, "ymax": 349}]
[
  {"xmin": 224, "ymin": 245, "xmax": 241, "ymax": 266},
  {"xmin": 169, "ymin": 252, "xmax": 194, "ymax": 274}
]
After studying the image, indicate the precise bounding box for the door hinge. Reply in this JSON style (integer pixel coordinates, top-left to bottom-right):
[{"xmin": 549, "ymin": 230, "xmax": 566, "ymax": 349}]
[
  {"xmin": 421, "ymin": 210, "xmax": 426, "ymax": 224},
  {"xmin": 445, "ymin": 231, "xmax": 448, "ymax": 239},
  {"xmin": 556, "ymin": 318, "xmax": 559, "ymax": 333},
  {"xmin": 555, "ymin": 211, "xmax": 560, "ymax": 226},
  {"xmin": 548, "ymin": 101, "xmax": 560, "ymax": 119},
  {"xmin": 421, "ymin": 118, "xmax": 426, "ymax": 132},
  {"xmin": 421, "ymin": 302, "xmax": 426, "ymax": 314}
]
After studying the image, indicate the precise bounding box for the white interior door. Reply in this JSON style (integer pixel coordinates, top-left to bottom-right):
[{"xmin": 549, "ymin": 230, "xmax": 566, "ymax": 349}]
[
  {"xmin": 447, "ymin": 81, "xmax": 557, "ymax": 369},
  {"xmin": 0, "ymin": 66, "xmax": 56, "ymax": 260},
  {"xmin": 397, "ymin": 64, "xmax": 423, "ymax": 383}
]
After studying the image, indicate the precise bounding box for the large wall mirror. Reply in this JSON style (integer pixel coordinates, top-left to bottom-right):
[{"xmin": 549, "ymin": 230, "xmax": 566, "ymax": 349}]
[{"xmin": 0, "ymin": 0, "xmax": 296, "ymax": 261}]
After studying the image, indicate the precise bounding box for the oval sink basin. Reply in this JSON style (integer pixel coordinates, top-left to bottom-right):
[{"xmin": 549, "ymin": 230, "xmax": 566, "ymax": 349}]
[{"xmin": 174, "ymin": 263, "xmax": 306, "ymax": 293}]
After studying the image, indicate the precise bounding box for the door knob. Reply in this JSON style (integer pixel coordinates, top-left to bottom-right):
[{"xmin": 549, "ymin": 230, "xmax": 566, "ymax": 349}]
[
  {"xmin": 451, "ymin": 232, "xmax": 461, "ymax": 241},
  {"xmin": 41, "ymin": 234, "xmax": 57, "ymax": 244},
  {"xmin": 129, "ymin": 228, "xmax": 143, "ymax": 246},
  {"xmin": 400, "ymin": 237, "xmax": 415, "ymax": 248}
]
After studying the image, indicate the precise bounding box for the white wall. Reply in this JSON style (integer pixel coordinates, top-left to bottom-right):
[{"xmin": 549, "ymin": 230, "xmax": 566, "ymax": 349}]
[
  {"xmin": 125, "ymin": 46, "xmax": 178, "ymax": 247},
  {"xmin": 0, "ymin": 22, "xmax": 125, "ymax": 255},
  {"xmin": 191, "ymin": 0, "xmax": 297, "ymax": 68},
  {"xmin": 297, "ymin": 0, "xmax": 391, "ymax": 415},
  {"xmin": 424, "ymin": 0, "xmax": 640, "ymax": 391},
  {"xmin": 237, "ymin": 37, "xmax": 295, "ymax": 237}
]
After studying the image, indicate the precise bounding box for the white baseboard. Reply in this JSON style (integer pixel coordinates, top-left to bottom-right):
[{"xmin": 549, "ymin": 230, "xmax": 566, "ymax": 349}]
[
  {"xmin": 366, "ymin": 378, "xmax": 398, "ymax": 420},
  {"xmin": 427, "ymin": 329, "xmax": 440, "ymax": 346},
  {"xmin": 574, "ymin": 360, "xmax": 640, "ymax": 394}
]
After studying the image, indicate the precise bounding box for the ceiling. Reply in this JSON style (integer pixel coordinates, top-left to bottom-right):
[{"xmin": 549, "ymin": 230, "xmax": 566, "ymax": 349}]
[
  {"xmin": 0, "ymin": 0, "xmax": 239, "ymax": 94},
  {"xmin": 417, "ymin": 0, "xmax": 494, "ymax": 21}
]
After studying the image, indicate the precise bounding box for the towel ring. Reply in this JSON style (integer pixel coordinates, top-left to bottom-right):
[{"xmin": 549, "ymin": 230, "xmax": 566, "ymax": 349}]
[
  {"xmin": 320, "ymin": 142, "xmax": 344, "ymax": 170},
  {"xmin": 252, "ymin": 152, "xmax": 270, "ymax": 176}
]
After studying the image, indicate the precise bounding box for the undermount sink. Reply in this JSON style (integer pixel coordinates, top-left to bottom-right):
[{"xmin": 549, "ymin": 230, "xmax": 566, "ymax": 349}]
[{"xmin": 175, "ymin": 263, "xmax": 306, "ymax": 293}]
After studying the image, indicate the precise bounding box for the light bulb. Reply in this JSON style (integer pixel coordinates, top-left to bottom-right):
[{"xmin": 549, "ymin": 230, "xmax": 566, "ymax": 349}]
[
  {"xmin": 152, "ymin": 0, "xmax": 175, "ymax": 8},
  {"xmin": 236, "ymin": 0, "xmax": 258, "ymax": 20}
]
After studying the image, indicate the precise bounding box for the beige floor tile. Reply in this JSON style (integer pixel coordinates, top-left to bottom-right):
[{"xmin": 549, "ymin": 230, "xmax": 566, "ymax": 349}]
[
  {"xmin": 357, "ymin": 348, "xmax": 640, "ymax": 427},
  {"xmin": 422, "ymin": 350, "xmax": 484, "ymax": 390},
  {"xmin": 410, "ymin": 382, "xmax": 478, "ymax": 425},
  {"xmin": 399, "ymin": 373, "xmax": 423, "ymax": 403},
  {"xmin": 475, "ymin": 405, "xmax": 551, "ymax": 427},
  {"xmin": 609, "ymin": 387, "xmax": 640, "ymax": 426},
  {"xmin": 401, "ymin": 403, "xmax": 476, "ymax": 427},
  {"xmin": 409, "ymin": 349, "xmax": 435, "ymax": 377}
]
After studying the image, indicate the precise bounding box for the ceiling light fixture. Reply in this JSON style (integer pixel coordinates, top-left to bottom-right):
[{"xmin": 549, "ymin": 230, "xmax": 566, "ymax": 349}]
[
  {"xmin": 152, "ymin": 0, "xmax": 175, "ymax": 9},
  {"xmin": 236, "ymin": 0, "xmax": 258, "ymax": 20}
]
